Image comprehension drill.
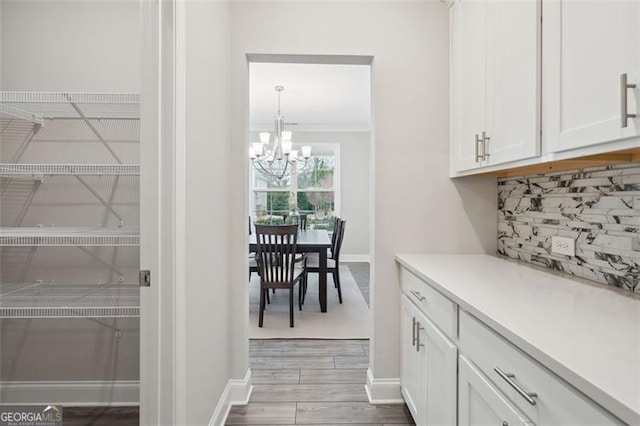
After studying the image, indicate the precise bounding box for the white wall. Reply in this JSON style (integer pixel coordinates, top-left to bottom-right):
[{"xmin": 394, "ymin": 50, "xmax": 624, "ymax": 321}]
[
  {"xmin": 229, "ymin": 1, "xmax": 497, "ymax": 385},
  {"xmin": 183, "ymin": 2, "xmax": 236, "ymax": 424},
  {"xmin": 1, "ymin": 0, "xmax": 139, "ymax": 92},
  {"xmin": 0, "ymin": 0, "xmax": 140, "ymax": 392}
]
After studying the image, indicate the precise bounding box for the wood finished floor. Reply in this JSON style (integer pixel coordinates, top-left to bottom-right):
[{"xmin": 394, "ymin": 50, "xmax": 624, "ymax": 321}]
[
  {"xmin": 62, "ymin": 263, "xmax": 384, "ymax": 425},
  {"xmin": 347, "ymin": 263, "xmax": 370, "ymax": 308},
  {"xmin": 226, "ymin": 339, "xmax": 414, "ymax": 425}
]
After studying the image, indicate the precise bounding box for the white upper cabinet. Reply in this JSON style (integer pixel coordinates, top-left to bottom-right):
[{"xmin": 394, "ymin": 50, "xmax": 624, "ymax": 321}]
[
  {"xmin": 451, "ymin": 0, "xmax": 541, "ymax": 174},
  {"xmin": 544, "ymin": 1, "xmax": 640, "ymax": 152},
  {"xmin": 451, "ymin": 0, "xmax": 487, "ymax": 172}
]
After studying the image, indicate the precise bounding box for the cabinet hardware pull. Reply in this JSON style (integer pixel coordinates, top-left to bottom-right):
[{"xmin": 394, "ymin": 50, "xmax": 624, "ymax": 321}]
[
  {"xmin": 475, "ymin": 133, "xmax": 484, "ymax": 163},
  {"xmin": 410, "ymin": 290, "xmax": 426, "ymax": 301},
  {"xmin": 482, "ymin": 131, "xmax": 490, "ymax": 159},
  {"xmin": 412, "ymin": 317, "xmax": 417, "ymax": 346},
  {"xmin": 494, "ymin": 367, "xmax": 538, "ymax": 406},
  {"xmin": 621, "ymin": 73, "xmax": 637, "ymax": 128},
  {"xmin": 415, "ymin": 321, "xmax": 425, "ymax": 352}
]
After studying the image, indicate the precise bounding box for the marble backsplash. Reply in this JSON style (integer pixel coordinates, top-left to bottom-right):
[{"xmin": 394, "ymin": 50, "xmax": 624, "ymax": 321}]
[{"xmin": 498, "ymin": 163, "xmax": 640, "ymax": 293}]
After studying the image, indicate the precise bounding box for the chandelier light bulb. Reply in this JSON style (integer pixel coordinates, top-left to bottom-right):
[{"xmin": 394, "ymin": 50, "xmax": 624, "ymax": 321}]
[
  {"xmin": 301, "ymin": 146, "xmax": 312, "ymax": 158},
  {"xmin": 282, "ymin": 139, "xmax": 293, "ymax": 154},
  {"xmin": 259, "ymin": 132, "xmax": 270, "ymax": 144},
  {"xmin": 252, "ymin": 142, "xmax": 263, "ymax": 156}
]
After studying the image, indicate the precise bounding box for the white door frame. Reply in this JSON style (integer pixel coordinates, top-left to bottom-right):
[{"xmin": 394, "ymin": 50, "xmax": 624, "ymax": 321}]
[{"xmin": 140, "ymin": 0, "xmax": 187, "ymax": 424}]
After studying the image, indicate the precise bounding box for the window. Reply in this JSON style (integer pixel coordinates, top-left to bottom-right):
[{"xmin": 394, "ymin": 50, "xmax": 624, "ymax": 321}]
[{"xmin": 250, "ymin": 144, "xmax": 339, "ymax": 231}]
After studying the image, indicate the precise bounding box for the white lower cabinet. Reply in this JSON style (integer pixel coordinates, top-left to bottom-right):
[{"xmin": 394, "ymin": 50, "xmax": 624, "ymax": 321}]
[
  {"xmin": 401, "ymin": 295, "xmax": 426, "ymax": 422},
  {"xmin": 459, "ymin": 311, "xmax": 622, "ymax": 426},
  {"xmin": 398, "ymin": 265, "xmax": 625, "ymax": 426},
  {"xmin": 401, "ymin": 294, "xmax": 457, "ymax": 426},
  {"xmin": 423, "ymin": 316, "xmax": 457, "ymax": 426},
  {"xmin": 459, "ymin": 355, "xmax": 534, "ymax": 426}
]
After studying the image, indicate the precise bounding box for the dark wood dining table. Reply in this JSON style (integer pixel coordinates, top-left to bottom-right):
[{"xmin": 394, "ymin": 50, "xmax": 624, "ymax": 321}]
[{"xmin": 249, "ymin": 229, "xmax": 332, "ymax": 313}]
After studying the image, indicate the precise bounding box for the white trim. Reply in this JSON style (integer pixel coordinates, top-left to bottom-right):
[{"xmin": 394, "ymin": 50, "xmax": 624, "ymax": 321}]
[
  {"xmin": 208, "ymin": 369, "xmax": 253, "ymax": 426},
  {"xmin": 341, "ymin": 254, "xmax": 370, "ymax": 263},
  {"xmin": 0, "ymin": 381, "xmax": 139, "ymax": 406},
  {"xmin": 364, "ymin": 368, "xmax": 403, "ymax": 404},
  {"xmin": 174, "ymin": 0, "xmax": 188, "ymax": 424}
]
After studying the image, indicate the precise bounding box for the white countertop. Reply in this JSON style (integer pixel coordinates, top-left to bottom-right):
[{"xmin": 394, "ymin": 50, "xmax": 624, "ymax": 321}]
[{"xmin": 395, "ymin": 254, "xmax": 640, "ymax": 426}]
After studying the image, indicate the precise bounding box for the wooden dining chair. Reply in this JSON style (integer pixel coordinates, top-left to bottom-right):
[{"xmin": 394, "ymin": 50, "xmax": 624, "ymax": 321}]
[
  {"xmin": 249, "ymin": 216, "xmax": 259, "ymax": 280},
  {"xmin": 303, "ymin": 218, "xmax": 347, "ymax": 304},
  {"xmin": 254, "ymin": 224, "xmax": 306, "ymax": 327}
]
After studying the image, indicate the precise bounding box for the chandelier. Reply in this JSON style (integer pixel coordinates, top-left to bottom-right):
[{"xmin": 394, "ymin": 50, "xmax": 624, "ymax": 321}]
[{"xmin": 249, "ymin": 86, "xmax": 311, "ymax": 180}]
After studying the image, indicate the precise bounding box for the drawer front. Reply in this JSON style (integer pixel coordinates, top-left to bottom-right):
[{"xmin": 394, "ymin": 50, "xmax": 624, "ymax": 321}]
[
  {"xmin": 400, "ymin": 267, "xmax": 457, "ymax": 341},
  {"xmin": 459, "ymin": 311, "xmax": 622, "ymax": 425}
]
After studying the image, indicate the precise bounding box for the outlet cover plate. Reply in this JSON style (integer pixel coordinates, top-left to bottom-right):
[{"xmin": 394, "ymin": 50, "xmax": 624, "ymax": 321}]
[{"xmin": 552, "ymin": 236, "xmax": 575, "ymax": 256}]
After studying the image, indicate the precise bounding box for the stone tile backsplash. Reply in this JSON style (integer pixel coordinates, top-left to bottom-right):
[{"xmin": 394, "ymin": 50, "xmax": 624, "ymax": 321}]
[{"xmin": 498, "ymin": 163, "xmax": 640, "ymax": 293}]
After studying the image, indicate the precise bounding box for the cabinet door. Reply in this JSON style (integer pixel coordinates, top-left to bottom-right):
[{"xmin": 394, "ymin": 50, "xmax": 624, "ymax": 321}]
[
  {"xmin": 459, "ymin": 355, "xmax": 534, "ymax": 426},
  {"xmin": 424, "ymin": 316, "xmax": 457, "ymax": 426},
  {"xmin": 544, "ymin": 1, "xmax": 640, "ymax": 152},
  {"xmin": 451, "ymin": 0, "xmax": 488, "ymax": 172},
  {"xmin": 485, "ymin": 0, "xmax": 540, "ymax": 165},
  {"xmin": 400, "ymin": 296, "xmax": 426, "ymax": 424},
  {"xmin": 451, "ymin": 0, "xmax": 540, "ymax": 173}
]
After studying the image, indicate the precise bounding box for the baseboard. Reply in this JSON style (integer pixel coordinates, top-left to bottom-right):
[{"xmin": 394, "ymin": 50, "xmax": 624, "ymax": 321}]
[
  {"xmin": 209, "ymin": 369, "xmax": 253, "ymax": 426},
  {"xmin": 341, "ymin": 255, "xmax": 370, "ymax": 263},
  {"xmin": 0, "ymin": 380, "xmax": 139, "ymax": 406},
  {"xmin": 364, "ymin": 368, "xmax": 403, "ymax": 404}
]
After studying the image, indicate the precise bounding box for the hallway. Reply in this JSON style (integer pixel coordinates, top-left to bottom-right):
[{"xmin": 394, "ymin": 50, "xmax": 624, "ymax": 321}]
[{"xmin": 226, "ymin": 339, "xmax": 415, "ymax": 425}]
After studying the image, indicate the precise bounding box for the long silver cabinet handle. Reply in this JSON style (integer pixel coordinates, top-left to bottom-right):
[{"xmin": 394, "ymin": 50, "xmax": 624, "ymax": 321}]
[
  {"xmin": 482, "ymin": 131, "xmax": 490, "ymax": 159},
  {"xmin": 494, "ymin": 367, "xmax": 538, "ymax": 406},
  {"xmin": 475, "ymin": 134, "xmax": 483, "ymax": 163},
  {"xmin": 415, "ymin": 321, "xmax": 425, "ymax": 352},
  {"xmin": 410, "ymin": 290, "xmax": 426, "ymax": 301},
  {"xmin": 621, "ymin": 73, "xmax": 637, "ymax": 128},
  {"xmin": 412, "ymin": 317, "xmax": 417, "ymax": 346}
]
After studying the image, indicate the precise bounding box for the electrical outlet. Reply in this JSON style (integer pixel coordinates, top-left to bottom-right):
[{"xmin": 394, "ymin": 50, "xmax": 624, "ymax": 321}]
[{"xmin": 551, "ymin": 236, "xmax": 575, "ymax": 256}]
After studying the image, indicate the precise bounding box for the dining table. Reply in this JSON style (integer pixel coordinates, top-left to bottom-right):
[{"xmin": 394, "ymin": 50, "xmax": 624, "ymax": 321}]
[{"xmin": 249, "ymin": 229, "xmax": 332, "ymax": 313}]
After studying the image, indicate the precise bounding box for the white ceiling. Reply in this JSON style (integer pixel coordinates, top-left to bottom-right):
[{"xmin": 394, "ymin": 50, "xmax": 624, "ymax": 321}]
[{"xmin": 249, "ymin": 62, "xmax": 371, "ymax": 131}]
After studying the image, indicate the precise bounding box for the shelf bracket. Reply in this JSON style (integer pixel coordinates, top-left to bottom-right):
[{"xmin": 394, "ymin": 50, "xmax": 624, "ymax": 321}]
[
  {"xmin": 77, "ymin": 246, "xmax": 125, "ymax": 279},
  {"xmin": 73, "ymin": 175, "xmax": 125, "ymax": 226},
  {"xmin": 67, "ymin": 99, "xmax": 123, "ymax": 164}
]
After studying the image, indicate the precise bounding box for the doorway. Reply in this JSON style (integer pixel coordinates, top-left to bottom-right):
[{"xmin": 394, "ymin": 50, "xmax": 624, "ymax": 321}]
[{"xmin": 246, "ymin": 58, "xmax": 373, "ymax": 339}]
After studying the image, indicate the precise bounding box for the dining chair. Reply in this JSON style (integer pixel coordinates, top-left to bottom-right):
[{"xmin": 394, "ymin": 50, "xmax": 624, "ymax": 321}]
[
  {"xmin": 327, "ymin": 216, "xmax": 340, "ymax": 255},
  {"xmin": 249, "ymin": 216, "xmax": 259, "ymax": 279},
  {"xmin": 303, "ymin": 218, "xmax": 346, "ymax": 304},
  {"xmin": 254, "ymin": 224, "xmax": 306, "ymax": 327}
]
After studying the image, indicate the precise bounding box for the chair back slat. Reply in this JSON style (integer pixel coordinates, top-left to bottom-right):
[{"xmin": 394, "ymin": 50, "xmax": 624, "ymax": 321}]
[
  {"xmin": 330, "ymin": 217, "xmax": 340, "ymax": 252},
  {"xmin": 255, "ymin": 224, "xmax": 299, "ymax": 285},
  {"xmin": 332, "ymin": 219, "xmax": 346, "ymax": 261}
]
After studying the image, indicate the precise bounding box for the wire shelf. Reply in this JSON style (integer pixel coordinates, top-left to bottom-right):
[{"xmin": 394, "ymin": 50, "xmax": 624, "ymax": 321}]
[
  {"xmin": 0, "ymin": 164, "xmax": 140, "ymax": 177},
  {"xmin": 0, "ymin": 103, "xmax": 44, "ymax": 125},
  {"xmin": 0, "ymin": 92, "xmax": 140, "ymax": 105},
  {"xmin": 0, "ymin": 284, "xmax": 139, "ymax": 318},
  {"xmin": 0, "ymin": 228, "xmax": 139, "ymax": 246}
]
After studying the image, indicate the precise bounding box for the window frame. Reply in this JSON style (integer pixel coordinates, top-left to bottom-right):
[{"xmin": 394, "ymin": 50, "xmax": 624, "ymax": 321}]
[{"xmin": 249, "ymin": 143, "xmax": 341, "ymax": 221}]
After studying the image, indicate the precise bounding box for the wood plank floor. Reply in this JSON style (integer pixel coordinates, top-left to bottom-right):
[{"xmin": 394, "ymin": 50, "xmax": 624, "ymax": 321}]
[{"xmin": 226, "ymin": 339, "xmax": 415, "ymax": 425}]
